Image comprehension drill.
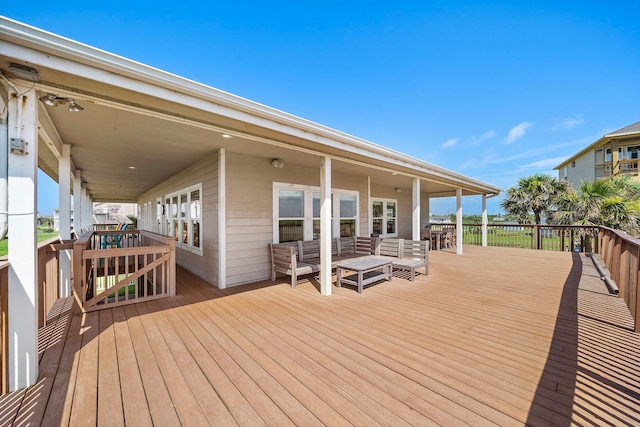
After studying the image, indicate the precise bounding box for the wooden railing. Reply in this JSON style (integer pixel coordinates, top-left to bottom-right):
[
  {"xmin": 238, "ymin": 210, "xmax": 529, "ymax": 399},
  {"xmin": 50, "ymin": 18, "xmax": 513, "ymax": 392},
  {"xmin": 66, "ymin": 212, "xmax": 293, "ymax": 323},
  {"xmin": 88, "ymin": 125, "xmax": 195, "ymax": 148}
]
[
  {"xmin": 73, "ymin": 230, "xmax": 175, "ymax": 312},
  {"xmin": 434, "ymin": 223, "xmax": 599, "ymax": 252},
  {"xmin": 598, "ymin": 227, "xmax": 640, "ymax": 332},
  {"xmin": 0, "ymin": 237, "xmax": 64, "ymax": 394}
]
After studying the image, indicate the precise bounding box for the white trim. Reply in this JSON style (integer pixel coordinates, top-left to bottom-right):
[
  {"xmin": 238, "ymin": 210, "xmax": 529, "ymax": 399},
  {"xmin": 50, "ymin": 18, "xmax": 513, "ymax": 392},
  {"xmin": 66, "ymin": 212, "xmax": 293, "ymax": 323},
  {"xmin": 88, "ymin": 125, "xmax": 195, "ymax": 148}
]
[
  {"xmin": 7, "ymin": 84, "xmax": 38, "ymax": 390},
  {"xmin": 272, "ymin": 182, "xmax": 359, "ymax": 243},
  {"xmin": 367, "ymin": 176, "xmax": 372, "ymax": 237},
  {"xmin": 456, "ymin": 189, "xmax": 463, "ymax": 255},
  {"xmin": 482, "ymin": 195, "xmax": 488, "ymax": 247},
  {"xmin": 218, "ymin": 149, "xmax": 226, "ymax": 289},
  {"xmin": 320, "ymin": 157, "xmax": 332, "ymax": 296},
  {"xmin": 0, "ymin": 17, "xmax": 501, "ymax": 197},
  {"xmin": 163, "ymin": 183, "xmax": 203, "ymax": 256},
  {"xmin": 58, "ymin": 144, "xmax": 71, "ymax": 298},
  {"xmin": 412, "ymin": 178, "xmax": 420, "ymax": 241},
  {"xmin": 371, "ymin": 198, "xmax": 398, "ymax": 238}
]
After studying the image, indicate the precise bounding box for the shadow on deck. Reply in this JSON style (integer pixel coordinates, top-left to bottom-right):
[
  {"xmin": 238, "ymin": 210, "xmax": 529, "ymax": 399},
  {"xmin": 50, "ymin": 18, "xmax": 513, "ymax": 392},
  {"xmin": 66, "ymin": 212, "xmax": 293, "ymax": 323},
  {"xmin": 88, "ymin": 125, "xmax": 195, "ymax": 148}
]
[{"xmin": 0, "ymin": 246, "xmax": 639, "ymax": 426}]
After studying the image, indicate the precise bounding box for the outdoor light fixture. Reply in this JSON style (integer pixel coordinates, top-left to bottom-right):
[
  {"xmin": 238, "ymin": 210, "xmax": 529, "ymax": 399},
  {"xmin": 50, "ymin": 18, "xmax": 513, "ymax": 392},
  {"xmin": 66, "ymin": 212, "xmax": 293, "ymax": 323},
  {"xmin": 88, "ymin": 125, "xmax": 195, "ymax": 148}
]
[
  {"xmin": 221, "ymin": 133, "xmax": 232, "ymax": 138},
  {"xmin": 271, "ymin": 159, "xmax": 284, "ymax": 168},
  {"xmin": 38, "ymin": 93, "xmax": 84, "ymax": 112},
  {"xmin": 394, "ymin": 187, "xmax": 402, "ymax": 193},
  {"xmin": 8, "ymin": 63, "xmax": 40, "ymax": 81}
]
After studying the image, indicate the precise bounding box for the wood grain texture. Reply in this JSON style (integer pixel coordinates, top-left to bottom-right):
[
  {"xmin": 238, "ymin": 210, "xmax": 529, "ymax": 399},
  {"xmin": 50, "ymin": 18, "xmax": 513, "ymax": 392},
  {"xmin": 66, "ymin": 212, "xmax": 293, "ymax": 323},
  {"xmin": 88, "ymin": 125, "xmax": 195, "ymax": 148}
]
[{"xmin": 6, "ymin": 246, "xmax": 640, "ymax": 426}]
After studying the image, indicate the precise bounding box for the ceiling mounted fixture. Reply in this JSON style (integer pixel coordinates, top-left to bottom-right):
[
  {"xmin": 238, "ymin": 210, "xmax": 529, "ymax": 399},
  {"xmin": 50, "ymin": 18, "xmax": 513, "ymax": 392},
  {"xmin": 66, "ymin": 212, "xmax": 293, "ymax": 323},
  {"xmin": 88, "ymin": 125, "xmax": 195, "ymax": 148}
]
[
  {"xmin": 271, "ymin": 159, "xmax": 284, "ymax": 168},
  {"xmin": 8, "ymin": 63, "xmax": 40, "ymax": 81},
  {"xmin": 221, "ymin": 133, "xmax": 232, "ymax": 138},
  {"xmin": 38, "ymin": 93, "xmax": 84, "ymax": 112}
]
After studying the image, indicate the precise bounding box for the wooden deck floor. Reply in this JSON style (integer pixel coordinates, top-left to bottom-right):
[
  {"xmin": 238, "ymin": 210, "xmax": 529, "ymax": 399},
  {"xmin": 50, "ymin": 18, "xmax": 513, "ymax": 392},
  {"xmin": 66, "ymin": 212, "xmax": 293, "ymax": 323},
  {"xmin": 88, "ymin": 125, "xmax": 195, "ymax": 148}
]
[{"xmin": 1, "ymin": 246, "xmax": 639, "ymax": 426}]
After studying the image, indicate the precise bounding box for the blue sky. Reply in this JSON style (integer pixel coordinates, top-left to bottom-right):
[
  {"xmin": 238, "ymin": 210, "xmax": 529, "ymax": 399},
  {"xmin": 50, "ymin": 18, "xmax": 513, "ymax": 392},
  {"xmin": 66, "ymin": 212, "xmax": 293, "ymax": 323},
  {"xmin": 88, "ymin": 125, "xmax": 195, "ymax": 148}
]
[{"xmin": 4, "ymin": 1, "xmax": 639, "ymax": 216}]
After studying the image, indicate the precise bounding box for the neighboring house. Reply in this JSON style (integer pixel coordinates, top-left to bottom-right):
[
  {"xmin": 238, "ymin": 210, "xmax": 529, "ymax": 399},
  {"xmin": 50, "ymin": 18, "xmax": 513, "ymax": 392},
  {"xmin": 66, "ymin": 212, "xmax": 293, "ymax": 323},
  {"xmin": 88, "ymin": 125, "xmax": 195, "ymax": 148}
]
[
  {"xmin": 555, "ymin": 121, "xmax": 640, "ymax": 188},
  {"xmin": 0, "ymin": 17, "xmax": 501, "ymax": 390},
  {"xmin": 93, "ymin": 202, "xmax": 137, "ymax": 224}
]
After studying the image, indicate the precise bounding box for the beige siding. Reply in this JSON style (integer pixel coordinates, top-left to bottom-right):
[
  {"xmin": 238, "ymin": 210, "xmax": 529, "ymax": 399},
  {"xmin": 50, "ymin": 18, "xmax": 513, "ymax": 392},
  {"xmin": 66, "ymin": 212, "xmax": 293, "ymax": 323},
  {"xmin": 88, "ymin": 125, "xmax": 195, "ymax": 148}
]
[
  {"xmin": 566, "ymin": 151, "xmax": 595, "ymax": 188},
  {"xmin": 225, "ymin": 153, "xmax": 373, "ymax": 287},
  {"xmin": 138, "ymin": 152, "xmax": 219, "ymax": 285}
]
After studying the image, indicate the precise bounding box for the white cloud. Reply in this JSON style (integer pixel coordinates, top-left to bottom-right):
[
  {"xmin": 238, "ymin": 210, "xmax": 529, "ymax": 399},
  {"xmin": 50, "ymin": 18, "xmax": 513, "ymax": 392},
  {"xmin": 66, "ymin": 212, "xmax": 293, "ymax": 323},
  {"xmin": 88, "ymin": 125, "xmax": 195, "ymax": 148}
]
[
  {"xmin": 554, "ymin": 115, "xmax": 585, "ymax": 130},
  {"xmin": 470, "ymin": 129, "xmax": 496, "ymax": 146},
  {"xmin": 517, "ymin": 156, "xmax": 569, "ymax": 171},
  {"xmin": 505, "ymin": 121, "xmax": 533, "ymax": 144},
  {"xmin": 441, "ymin": 138, "xmax": 459, "ymax": 149}
]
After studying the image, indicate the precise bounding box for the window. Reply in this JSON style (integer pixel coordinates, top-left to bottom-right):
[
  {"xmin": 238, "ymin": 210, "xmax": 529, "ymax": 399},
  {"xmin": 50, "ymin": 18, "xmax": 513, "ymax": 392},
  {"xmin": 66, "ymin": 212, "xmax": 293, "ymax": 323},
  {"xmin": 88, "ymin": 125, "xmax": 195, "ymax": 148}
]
[
  {"xmin": 161, "ymin": 184, "xmax": 203, "ymax": 255},
  {"xmin": 371, "ymin": 199, "xmax": 397, "ymax": 237},
  {"xmin": 278, "ymin": 189, "xmax": 304, "ymax": 242},
  {"xmin": 571, "ymin": 161, "xmax": 575, "ymax": 168},
  {"xmin": 274, "ymin": 183, "xmax": 358, "ymax": 243}
]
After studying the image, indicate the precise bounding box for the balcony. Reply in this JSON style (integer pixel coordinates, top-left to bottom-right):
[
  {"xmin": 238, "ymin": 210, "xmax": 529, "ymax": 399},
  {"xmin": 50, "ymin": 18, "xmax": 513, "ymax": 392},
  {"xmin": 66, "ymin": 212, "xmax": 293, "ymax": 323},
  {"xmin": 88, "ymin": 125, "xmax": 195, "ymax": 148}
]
[{"xmin": 0, "ymin": 244, "xmax": 638, "ymax": 425}]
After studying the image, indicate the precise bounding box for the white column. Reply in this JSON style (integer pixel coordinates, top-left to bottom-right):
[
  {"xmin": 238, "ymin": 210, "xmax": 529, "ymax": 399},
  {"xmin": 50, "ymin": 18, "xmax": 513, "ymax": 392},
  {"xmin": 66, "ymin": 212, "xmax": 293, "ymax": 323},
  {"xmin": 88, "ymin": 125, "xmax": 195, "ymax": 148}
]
[
  {"xmin": 482, "ymin": 195, "xmax": 488, "ymax": 247},
  {"xmin": 456, "ymin": 188, "xmax": 463, "ymax": 255},
  {"xmin": 320, "ymin": 156, "xmax": 332, "ymax": 296},
  {"xmin": 81, "ymin": 187, "xmax": 88, "ymax": 231},
  {"xmin": 73, "ymin": 170, "xmax": 83, "ymax": 235},
  {"xmin": 218, "ymin": 149, "xmax": 227, "ymax": 289},
  {"xmin": 367, "ymin": 176, "xmax": 372, "ymax": 237},
  {"xmin": 58, "ymin": 144, "xmax": 71, "ymax": 298},
  {"xmin": 412, "ymin": 178, "xmax": 420, "ymax": 241},
  {"xmin": 7, "ymin": 84, "xmax": 38, "ymax": 390}
]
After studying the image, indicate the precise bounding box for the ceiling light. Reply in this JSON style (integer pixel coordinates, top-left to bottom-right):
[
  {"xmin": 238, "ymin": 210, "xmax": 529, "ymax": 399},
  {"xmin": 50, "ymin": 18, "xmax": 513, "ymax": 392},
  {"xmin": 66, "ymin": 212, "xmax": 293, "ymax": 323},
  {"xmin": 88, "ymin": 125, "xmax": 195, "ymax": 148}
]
[
  {"xmin": 8, "ymin": 63, "xmax": 40, "ymax": 81},
  {"xmin": 39, "ymin": 93, "xmax": 57, "ymax": 106},
  {"xmin": 38, "ymin": 93, "xmax": 84, "ymax": 112},
  {"xmin": 128, "ymin": 166, "xmax": 136, "ymax": 170},
  {"xmin": 67, "ymin": 99, "xmax": 84, "ymax": 112},
  {"xmin": 271, "ymin": 159, "xmax": 284, "ymax": 168},
  {"xmin": 221, "ymin": 133, "xmax": 232, "ymax": 138}
]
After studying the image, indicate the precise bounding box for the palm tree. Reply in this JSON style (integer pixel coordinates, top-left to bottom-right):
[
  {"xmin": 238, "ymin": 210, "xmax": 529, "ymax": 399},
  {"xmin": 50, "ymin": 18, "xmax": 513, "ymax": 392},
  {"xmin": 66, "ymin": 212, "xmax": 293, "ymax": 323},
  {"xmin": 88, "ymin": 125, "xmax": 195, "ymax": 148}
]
[
  {"xmin": 553, "ymin": 176, "xmax": 640, "ymax": 237},
  {"xmin": 501, "ymin": 174, "xmax": 568, "ymax": 224}
]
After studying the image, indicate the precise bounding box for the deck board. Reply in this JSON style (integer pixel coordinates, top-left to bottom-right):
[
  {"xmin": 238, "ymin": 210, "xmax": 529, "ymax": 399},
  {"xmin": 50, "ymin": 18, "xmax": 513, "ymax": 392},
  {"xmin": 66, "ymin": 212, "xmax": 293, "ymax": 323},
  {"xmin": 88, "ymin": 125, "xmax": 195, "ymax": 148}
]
[{"xmin": 4, "ymin": 245, "xmax": 640, "ymax": 426}]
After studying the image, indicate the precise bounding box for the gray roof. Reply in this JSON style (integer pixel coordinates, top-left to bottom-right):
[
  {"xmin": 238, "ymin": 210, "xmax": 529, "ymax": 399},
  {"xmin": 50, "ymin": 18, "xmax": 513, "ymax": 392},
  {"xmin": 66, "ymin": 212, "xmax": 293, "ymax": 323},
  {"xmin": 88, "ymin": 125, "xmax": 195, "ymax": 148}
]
[{"xmin": 607, "ymin": 121, "xmax": 640, "ymax": 137}]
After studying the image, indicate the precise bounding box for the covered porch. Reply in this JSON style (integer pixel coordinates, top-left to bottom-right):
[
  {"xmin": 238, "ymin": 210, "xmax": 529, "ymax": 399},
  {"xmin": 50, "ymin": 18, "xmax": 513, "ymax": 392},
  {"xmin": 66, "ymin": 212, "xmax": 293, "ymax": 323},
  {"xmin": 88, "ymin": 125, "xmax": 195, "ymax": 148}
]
[{"xmin": 1, "ymin": 245, "xmax": 639, "ymax": 426}]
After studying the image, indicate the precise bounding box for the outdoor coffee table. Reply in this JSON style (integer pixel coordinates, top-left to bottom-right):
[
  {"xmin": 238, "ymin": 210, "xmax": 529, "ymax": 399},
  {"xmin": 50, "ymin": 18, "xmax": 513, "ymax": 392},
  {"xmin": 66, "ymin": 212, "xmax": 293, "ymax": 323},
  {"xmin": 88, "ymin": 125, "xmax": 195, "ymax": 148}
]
[{"xmin": 336, "ymin": 256, "xmax": 393, "ymax": 293}]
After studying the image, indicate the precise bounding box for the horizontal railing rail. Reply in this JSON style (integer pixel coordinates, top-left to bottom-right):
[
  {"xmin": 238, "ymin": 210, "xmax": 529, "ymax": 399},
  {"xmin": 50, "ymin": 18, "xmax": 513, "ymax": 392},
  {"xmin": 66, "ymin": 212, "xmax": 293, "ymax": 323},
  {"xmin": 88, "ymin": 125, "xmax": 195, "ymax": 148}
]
[
  {"xmin": 433, "ymin": 223, "xmax": 599, "ymax": 252},
  {"xmin": 73, "ymin": 229, "xmax": 175, "ymax": 312}
]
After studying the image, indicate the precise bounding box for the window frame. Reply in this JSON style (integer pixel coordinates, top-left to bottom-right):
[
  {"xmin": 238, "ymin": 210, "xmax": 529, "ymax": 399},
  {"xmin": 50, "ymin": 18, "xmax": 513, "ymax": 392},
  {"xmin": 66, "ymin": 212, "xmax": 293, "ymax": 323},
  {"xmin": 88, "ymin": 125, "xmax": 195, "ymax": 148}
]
[
  {"xmin": 371, "ymin": 198, "xmax": 398, "ymax": 238},
  {"xmin": 273, "ymin": 182, "xmax": 359, "ymax": 243},
  {"xmin": 162, "ymin": 183, "xmax": 203, "ymax": 255}
]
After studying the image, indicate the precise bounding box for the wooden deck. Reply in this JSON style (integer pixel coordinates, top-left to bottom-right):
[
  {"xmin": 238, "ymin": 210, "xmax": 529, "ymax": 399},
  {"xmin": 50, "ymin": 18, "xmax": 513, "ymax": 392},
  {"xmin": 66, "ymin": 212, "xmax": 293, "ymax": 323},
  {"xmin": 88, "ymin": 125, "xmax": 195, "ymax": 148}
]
[{"xmin": 1, "ymin": 246, "xmax": 639, "ymax": 426}]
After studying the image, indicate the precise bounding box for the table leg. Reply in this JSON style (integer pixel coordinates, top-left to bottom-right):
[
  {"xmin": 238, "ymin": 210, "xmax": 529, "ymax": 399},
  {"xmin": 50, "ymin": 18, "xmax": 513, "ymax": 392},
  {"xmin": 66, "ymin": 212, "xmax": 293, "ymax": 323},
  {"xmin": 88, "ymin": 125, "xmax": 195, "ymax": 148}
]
[
  {"xmin": 358, "ymin": 270, "xmax": 363, "ymax": 293},
  {"xmin": 336, "ymin": 268, "xmax": 342, "ymax": 288}
]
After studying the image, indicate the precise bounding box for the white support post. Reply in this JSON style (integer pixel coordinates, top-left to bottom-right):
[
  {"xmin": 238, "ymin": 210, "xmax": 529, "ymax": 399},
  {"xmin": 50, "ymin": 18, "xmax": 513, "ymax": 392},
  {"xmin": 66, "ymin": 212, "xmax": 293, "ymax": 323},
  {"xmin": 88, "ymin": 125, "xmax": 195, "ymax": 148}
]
[
  {"xmin": 73, "ymin": 170, "xmax": 82, "ymax": 236},
  {"xmin": 456, "ymin": 188, "xmax": 463, "ymax": 255},
  {"xmin": 367, "ymin": 176, "xmax": 372, "ymax": 237},
  {"xmin": 7, "ymin": 84, "xmax": 39, "ymax": 390},
  {"xmin": 424, "ymin": 196, "xmax": 430, "ymax": 227},
  {"xmin": 412, "ymin": 178, "xmax": 420, "ymax": 241},
  {"xmin": 82, "ymin": 188, "xmax": 89, "ymax": 231},
  {"xmin": 482, "ymin": 195, "xmax": 488, "ymax": 247},
  {"xmin": 58, "ymin": 144, "xmax": 71, "ymax": 298},
  {"xmin": 320, "ymin": 156, "xmax": 332, "ymax": 296},
  {"xmin": 218, "ymin": 149, "xmax": 227, "ymax": 289}
]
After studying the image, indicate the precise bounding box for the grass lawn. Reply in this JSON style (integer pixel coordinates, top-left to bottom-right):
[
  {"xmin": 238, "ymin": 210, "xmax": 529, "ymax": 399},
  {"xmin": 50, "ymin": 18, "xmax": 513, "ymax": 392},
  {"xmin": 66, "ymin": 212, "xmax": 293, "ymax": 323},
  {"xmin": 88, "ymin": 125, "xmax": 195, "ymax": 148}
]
[{"xmin": 0, "ymin": 228, "xmax": 59, "ymax": 257}]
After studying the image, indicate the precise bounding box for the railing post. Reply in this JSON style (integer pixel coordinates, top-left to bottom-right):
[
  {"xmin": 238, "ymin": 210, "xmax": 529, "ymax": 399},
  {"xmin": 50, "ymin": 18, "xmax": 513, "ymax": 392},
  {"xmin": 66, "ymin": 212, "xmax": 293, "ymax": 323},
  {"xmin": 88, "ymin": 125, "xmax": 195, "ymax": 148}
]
[{"xmin": 533, "ymin": 225, "xmax": 539, "ymax": 250}]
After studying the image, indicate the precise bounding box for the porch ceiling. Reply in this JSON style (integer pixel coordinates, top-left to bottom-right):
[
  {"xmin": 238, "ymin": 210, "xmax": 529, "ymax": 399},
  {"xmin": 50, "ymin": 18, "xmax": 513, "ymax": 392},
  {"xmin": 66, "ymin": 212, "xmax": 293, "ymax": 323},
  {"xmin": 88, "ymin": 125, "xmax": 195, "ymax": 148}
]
[{"xmin": 1, "ymin": 18, "xmax": 500, "ymax": 203}]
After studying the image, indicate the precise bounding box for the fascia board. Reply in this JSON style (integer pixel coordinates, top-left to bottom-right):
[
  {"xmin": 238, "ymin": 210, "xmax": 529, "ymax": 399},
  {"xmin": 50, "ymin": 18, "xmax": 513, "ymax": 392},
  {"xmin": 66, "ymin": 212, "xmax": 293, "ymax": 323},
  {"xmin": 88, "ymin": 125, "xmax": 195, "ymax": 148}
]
[
  {"xmin": 1, "ymin": 17, "xmax": 501, "ymax": 196},
  {"xmin": 553, "ymin": 135, "xmax": 609, "ymax": 170}
]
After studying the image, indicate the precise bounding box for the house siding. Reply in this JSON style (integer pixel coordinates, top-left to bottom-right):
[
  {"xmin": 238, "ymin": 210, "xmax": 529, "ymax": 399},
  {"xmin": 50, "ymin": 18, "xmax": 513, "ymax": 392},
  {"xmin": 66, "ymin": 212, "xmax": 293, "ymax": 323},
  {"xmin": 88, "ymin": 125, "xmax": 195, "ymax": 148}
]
[
  {"xmin": 138, "ymin": 152, "xmax": 219, "ymax": 285},
  {"xmin": 566, "ymin": 151, "xmax": 595, "ymax": 188}
]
